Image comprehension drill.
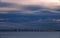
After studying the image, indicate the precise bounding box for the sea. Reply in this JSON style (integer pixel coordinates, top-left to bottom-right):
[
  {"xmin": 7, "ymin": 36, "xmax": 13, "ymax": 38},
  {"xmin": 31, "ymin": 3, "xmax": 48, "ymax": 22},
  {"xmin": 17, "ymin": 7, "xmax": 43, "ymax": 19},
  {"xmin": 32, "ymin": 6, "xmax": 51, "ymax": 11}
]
[{"xmin": 0, "ymin": 32, "xmax": 60, "ymax": 38}]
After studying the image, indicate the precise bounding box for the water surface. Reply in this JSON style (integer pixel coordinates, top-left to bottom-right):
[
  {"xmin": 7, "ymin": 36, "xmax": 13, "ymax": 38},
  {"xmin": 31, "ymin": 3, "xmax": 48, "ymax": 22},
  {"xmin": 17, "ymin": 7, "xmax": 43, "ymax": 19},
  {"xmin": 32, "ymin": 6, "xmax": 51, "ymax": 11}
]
[{"xmin": 0, "ymin": 32, "xmax": 60, "ymax": 38}]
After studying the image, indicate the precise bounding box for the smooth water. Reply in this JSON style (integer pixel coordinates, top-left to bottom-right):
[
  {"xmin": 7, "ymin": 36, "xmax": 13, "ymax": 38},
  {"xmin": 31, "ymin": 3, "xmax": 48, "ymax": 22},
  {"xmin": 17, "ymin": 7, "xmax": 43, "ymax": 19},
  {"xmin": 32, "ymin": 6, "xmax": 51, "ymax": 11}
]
[{"xmin": 0, "ymin": 32, "xmax": 60, "ymax": 38}]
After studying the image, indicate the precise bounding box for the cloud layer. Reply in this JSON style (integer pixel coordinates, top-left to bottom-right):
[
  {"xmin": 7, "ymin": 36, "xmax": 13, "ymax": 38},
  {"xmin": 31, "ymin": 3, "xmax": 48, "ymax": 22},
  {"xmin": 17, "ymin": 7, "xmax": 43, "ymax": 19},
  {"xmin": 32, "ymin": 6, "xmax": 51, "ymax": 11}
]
[
  {"xmin": 0, "ymin": 0, "xmax": 60, "ymax": 14},
  {"xmin": 2, "ymin": 0, "xmax": 60, "ymax": 8},
  {"xmin": 0, "ymin": 0, "xmax": 60, "ymax": 30}
]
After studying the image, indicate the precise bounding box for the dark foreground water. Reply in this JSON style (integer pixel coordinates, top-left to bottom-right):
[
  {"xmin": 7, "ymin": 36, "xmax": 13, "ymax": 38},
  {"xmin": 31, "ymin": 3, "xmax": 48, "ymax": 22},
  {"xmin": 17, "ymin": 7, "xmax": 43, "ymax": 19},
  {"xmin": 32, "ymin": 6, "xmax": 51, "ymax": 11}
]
[{"xmin": 0, "ymin": 32, "xmax": 60, "ymax": 38}]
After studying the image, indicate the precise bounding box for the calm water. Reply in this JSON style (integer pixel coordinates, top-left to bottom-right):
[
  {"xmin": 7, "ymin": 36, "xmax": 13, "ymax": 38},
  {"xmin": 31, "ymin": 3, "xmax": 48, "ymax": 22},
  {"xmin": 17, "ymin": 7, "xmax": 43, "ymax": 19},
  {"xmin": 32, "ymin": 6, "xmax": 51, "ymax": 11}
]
[{"xmin": 0, "ymin": 32, "xmax": 60, "ymax": 38}]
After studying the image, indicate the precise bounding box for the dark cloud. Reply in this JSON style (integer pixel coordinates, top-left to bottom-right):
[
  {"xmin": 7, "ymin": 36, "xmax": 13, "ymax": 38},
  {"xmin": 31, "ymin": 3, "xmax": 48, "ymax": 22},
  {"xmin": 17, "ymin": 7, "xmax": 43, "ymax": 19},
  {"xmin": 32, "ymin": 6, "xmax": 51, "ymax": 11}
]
[
  {"xmin": 0, "ymin": 4, "xmax": 60, "ymax": 30},
  {"xmin": 23, "ymin": 5, "xmax": 44, "ymax": 11},
  {"xmin": 53, "ymin": 8, "xmax": 60, "ymax": 11},
  {"xmin": 0, "ymin": 12, "xmax": 60, "ymax": 30},
  {"xmin": 0, "ymin": 2, "xmax": 16, "ymax": 7}
]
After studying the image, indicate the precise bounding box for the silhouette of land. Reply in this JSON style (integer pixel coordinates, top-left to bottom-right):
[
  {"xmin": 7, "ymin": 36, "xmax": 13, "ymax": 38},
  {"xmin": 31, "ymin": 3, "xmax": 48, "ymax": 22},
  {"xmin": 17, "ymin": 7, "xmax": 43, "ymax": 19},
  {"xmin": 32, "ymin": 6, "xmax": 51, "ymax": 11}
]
[{"xmin": 0, "ymin": 29, "xmax": 60, "ymax": 32}]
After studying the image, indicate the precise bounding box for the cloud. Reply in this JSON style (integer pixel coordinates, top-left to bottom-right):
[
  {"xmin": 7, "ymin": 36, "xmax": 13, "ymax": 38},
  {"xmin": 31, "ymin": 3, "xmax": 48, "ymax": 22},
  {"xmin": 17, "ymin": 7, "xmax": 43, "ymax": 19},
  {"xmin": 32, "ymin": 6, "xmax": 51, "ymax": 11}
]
[
  {"xmin": 0, "ymin": 2, "xmax": 15, "ymax": 7},
  {"xmin": 0, "ymin": 0, "xmax": 60, "ymax": 30},
  {"xmin": 0, "ymin": 11, "xmax": 60, "ymax": 30},
  {"xmin": 2, "ymin": 0, "xmax": 60, "ymax": 8},
  {"xmin": 0, "ymin": 2, "xmax": 21, "ymax": 13},
  {"xmin": 0, "ymin": 0, "xmax": 60, "ymax": 14},
  {"xmin": 22, "ymin": 5, "xmax": 43, "ymax": 11}
]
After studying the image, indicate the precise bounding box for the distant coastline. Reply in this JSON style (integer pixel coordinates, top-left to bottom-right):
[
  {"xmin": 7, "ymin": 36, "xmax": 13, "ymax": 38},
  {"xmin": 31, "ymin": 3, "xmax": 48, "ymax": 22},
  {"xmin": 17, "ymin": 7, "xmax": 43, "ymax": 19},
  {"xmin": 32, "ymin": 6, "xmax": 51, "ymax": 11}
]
[{"xmin": 0, "ymin": 29, "xmax": 60, "ymax": 32}]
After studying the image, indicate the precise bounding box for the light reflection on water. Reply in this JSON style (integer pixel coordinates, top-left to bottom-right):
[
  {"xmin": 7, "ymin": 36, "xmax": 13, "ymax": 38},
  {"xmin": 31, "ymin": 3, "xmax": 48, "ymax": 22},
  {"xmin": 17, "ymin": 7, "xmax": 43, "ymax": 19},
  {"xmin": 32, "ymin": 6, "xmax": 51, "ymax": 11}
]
[{"xmin": 0, "ymin": 32, "xmax": 60, "ymax": 38}]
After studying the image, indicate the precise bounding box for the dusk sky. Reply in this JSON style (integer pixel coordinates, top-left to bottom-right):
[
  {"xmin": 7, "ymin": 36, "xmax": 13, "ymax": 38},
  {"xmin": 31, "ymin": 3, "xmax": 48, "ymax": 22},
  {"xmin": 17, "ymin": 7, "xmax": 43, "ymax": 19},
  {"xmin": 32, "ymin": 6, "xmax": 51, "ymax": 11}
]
[
  {"xmin": 0, "ymin": 0, "xmax": 60, "ymax": 30},
  {"xmin": 0, "ymin": 0, "xmax": 60, "ymax": 14}
]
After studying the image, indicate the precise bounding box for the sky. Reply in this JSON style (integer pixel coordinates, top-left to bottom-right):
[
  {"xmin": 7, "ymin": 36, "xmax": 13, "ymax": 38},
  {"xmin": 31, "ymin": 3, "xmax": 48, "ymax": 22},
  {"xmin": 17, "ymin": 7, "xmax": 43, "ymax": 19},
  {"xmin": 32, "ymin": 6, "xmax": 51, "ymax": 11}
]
[
  {"xmin": 1, "ymin": 0, "xmax": 60, "ymax": 7},
  {"xmin": 0, "ymin": 0, "xmax": 60, "ymax": 30},
  {"xmin": 0, "ymin": 0, "xmax": 60, "ymax": 14}
]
